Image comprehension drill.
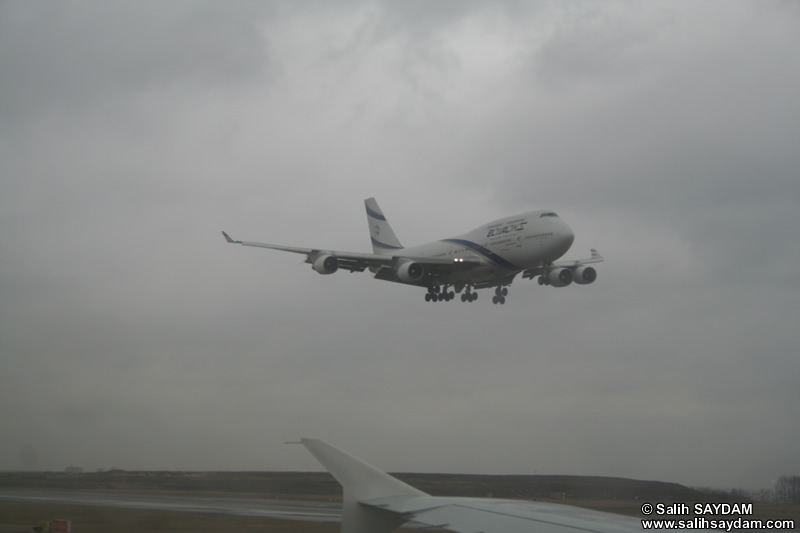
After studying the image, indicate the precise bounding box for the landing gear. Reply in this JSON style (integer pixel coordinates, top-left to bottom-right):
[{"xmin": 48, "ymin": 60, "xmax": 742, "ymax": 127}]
[
  {"xmin": 425, "ymin": 285, "xmax": 455, "ymax": 302},
  {"xmin": 492, "ymin": 286, "xmax": 508, "ymax": 305},
  {"xmin": 460, "ymin": 287, "xmax": 478, "ymax": 302},
  {"xmin": 425, "ymin": 284, "xmax": 512, "ymax": 303}
]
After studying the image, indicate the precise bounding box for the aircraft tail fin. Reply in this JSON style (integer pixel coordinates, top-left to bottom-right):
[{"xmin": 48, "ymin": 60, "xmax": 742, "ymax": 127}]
[
  {"xmin": 365, "ymin": 198, "xmax": 404, "ymax": 254},
  {"xmin": 300, "ymin": 438, "xmax": 426, "ymax": 533}
]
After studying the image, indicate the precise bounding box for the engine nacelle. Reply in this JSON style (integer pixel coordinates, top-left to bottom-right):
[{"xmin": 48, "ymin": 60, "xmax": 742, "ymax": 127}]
[
  {"xmin": 396, "ymin": 261, "xmax": 424, "ymax": 283},
  {"xmin": 312, "ymin": 255, "xmax": 339, "ymax": 274},
  {"xmin": 572, "ymin": 266, "xmax": 597, "ymax": 285},
  {"xmin": 548, "ymin": 267, "xmax": 573, "ymax": 287}
]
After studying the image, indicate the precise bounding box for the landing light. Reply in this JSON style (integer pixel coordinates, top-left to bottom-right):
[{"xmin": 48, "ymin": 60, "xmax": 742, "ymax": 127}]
[{"xmin": 453, "ymin": 258, "xmax": 464, "ymax": 263}]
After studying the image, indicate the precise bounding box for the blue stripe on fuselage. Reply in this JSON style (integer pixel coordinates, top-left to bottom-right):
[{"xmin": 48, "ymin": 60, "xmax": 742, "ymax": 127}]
[
  {"xmin": 371, "ymin": 237, "xmax": 403, "ymax": 250},
  {"xmin": 442, "ymin": 238, "xmax": 519, "ymax": 269},
  {"xmin": 366, "ymin": 206, "xmax": 386, "ymax": 221}
]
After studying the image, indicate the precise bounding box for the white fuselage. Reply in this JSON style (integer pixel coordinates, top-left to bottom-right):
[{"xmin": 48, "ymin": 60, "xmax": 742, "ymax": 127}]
[{"xmin": 398, "ymin": 209, "xmax": 575, "ymax": 284}]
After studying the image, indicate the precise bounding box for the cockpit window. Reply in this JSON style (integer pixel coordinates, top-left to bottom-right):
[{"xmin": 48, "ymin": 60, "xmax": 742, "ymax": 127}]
[{"xmin": 539, "ymin": 212, "xmax": 558, "ymax": 218}]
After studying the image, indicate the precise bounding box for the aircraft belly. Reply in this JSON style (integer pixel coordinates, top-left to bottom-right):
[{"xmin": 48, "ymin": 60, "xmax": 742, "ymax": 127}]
[
  {"xmin": 374, "ymin": 263, "xmax": 516, "ymax": 287},
  {"xmin": 439, "ymin": 266, "xmax": 517, "ymax": 285}
]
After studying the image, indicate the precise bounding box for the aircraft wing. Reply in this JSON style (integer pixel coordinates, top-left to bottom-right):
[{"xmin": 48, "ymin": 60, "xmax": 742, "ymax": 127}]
[
  {"xmin": 522, "ymin": 248, "xmax": 604, "ymax": 280},
  {"xmin": 365, "ymin": 495, "xmax": 645, "ymax": 533},
  {"xmin": 299, "ymin": 438, "xmax": 665, "ymax": 533},
  {"xmin": 552, "ymin": 248, "xmax": 605, "ymax": 268},
  {"xmin": 222, "ymin": 231, "xmax": 481, "ymax": 273}
]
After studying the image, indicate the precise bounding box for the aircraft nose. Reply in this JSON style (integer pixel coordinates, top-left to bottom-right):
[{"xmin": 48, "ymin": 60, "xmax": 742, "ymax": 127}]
[{"xmin": 559, "ymin": 224, "xmax": 575, "ymax": 253}]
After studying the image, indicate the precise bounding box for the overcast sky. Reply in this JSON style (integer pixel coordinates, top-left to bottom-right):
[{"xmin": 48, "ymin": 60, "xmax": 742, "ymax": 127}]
[{"xmin": 1, "ymin": 1, "xmax": 799, "ymax": 491}]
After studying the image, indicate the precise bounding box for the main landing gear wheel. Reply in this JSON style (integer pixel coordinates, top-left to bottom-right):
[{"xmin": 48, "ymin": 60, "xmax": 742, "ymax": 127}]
[
  {"xmin": 426, "ymin": 286, "xmax": 455, "ymax": 302},
  {"xmin": 461, "ymin": 291, "xmax": 478, "ymax": 302},
  {"xmin": 425, "ymin": 287, "xmax": 437, "ymax": 302},
  {"xmin": 492, "ymin": 287, "xmax": 507, "ymax": 305}
]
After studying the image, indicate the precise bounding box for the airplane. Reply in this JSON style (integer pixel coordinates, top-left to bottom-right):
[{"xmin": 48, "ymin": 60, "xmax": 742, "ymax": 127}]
[
  {"xmin": 222, "ymin": 198, "xmax": 603, "ymax": 304},
  {"xmin": 294, "ymin": 438, "xmax": 673, "ymax": 533}
]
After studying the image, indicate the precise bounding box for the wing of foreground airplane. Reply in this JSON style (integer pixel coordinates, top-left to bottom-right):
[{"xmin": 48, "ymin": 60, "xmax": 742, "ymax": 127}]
[
  {"xmin": 298, "ymin": 438, "xmax": 656, "ymax": 533},
  {"xmin": 221, "ymin": 231, "xmax": 481, "ymax": 274}
]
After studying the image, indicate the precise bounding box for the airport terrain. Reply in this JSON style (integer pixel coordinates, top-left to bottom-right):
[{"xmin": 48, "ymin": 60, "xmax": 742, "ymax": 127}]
[
  {"xmin": 0, "ymin": 470, "xmax": 721, "ymax": 501},
  {"xmin": 1, "ymin": 471, "xmax": 797, "ymax": 532}
]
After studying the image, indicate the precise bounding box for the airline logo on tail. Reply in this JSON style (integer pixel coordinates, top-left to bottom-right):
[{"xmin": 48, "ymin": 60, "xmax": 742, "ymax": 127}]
[{"xmin": 366, "ymin": 197, "xmax": 404, "ymax": 253}]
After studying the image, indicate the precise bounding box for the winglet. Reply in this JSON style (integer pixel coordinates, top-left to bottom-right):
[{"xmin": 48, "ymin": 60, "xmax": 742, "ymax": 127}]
[
  {"xmin": 300, "ymin": 438, "xmax": 426, "ymax": 533},
  {"xmin": 221, "ymin": 231, "xmax": 238, "ymax": 244},
  {"xmin": 301, "ymin": 438, "xmax": 426, "ymax": 502}
]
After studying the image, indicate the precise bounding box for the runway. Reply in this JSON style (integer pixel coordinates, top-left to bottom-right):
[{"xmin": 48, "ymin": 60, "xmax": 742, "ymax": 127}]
[{"xmin": 0, "ymin": 489, "xmax": 341, "ymax": 522}]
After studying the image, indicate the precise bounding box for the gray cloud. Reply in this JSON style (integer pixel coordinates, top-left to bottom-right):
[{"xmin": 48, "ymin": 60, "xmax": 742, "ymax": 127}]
[{"xmin": 0, "ymin": 1, "xmax": 272, "ymax": 125}]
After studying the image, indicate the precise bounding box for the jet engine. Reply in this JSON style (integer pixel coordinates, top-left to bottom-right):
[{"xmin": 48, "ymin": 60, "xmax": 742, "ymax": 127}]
[
  {"xmin": 572, "ymin": 266, "xmax": 597, "ymax": 285},
  {"xmin": 548, "ymin": 267, "xmax": 573, "ymax": 287},
  {"xmin": 312, "ymin": 255, "xmax": 339, "ymax": 274},
  {"xmin": 396, "ymin": 261, "xmax": 424, "ymax": 283}
]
